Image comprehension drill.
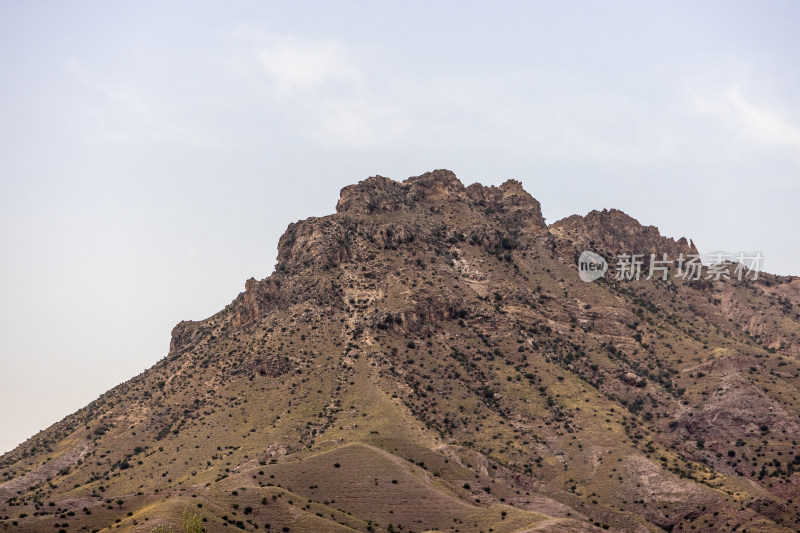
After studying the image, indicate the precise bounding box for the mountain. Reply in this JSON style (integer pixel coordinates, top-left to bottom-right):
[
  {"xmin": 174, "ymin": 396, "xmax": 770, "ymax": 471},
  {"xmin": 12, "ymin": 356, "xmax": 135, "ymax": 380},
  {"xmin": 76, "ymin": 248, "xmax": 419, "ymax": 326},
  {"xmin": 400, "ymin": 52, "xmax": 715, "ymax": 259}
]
[{"xmin": 2, "ymin": 169, "xmax": 800, "ymax": 533}]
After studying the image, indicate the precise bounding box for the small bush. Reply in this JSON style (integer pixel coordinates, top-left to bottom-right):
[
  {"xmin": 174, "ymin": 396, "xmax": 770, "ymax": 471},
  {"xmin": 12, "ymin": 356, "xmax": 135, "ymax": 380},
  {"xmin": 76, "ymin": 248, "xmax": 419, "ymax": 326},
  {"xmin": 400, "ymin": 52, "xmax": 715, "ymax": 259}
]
[{"xmin": 183, "ymin": 508, "xmax": 204, "ymax": 533}]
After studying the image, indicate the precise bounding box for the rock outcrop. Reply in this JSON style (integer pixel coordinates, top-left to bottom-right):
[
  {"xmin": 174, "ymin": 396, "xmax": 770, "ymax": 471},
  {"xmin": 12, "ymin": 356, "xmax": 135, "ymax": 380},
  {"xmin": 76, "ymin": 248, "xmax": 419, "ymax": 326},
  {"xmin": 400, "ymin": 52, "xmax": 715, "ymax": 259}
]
[
  {"xmin": 466, "ymin": 179, "xmax": 547, "ymax": 234},
  {"xmin": 550, "ymin": 208, "xmax": 697, "ymax": 257},
  {"xmin": 336, "ymin": 169, "xmax": 468, "ymax": 215}
]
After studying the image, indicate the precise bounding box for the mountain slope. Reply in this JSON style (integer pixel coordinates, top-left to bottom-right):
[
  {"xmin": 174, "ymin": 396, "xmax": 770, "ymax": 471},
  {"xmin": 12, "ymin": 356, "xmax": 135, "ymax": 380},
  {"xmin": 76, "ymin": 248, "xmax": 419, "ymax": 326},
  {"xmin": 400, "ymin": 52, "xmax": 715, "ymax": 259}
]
[{"xmin": 2, "ymin": 170, "xmax": 800, "ymax": 533}]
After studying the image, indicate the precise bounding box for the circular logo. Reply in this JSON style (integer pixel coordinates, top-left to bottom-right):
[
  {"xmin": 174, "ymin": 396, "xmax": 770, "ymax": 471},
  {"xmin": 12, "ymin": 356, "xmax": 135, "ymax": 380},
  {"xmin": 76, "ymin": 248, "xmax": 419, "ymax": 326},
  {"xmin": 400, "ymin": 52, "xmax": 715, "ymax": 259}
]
[{"xmin": 578, "ymin": 251, "xmax": 608, "ymax": 282}]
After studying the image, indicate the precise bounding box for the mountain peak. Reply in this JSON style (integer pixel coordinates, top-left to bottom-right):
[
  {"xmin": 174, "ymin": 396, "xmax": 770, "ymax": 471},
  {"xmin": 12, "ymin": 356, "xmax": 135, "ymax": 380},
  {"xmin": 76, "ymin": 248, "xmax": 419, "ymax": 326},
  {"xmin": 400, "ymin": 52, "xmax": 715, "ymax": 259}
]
[
  {"xmin": 404, "ymin": 168, "xmax": 467, "ymax": 200},
  {"xmin": 336, "ymin": 169, "xmax": 467, "ymax": 215},
  {"xmin": 465, "ymin": 179, "xmax": 546, "ymax": 232},
  {"xmin": 550, "ymin": 207, "xmax": 697, "ymax": 257}
]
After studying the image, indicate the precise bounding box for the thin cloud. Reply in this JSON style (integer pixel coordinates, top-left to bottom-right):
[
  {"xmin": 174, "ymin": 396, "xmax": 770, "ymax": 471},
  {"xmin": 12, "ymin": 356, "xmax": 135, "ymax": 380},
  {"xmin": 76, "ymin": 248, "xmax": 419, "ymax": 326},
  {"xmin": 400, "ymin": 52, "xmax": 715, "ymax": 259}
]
[
  {"xmin": 310, "ymin": 97, "xmax": 410, "ymax": 149},
  {"xmin": 257, "ymin": 39, "xmax": 362, "ymax": 92},
  {"xmin": 63, "ymin": 57, "xmax": 216, "ymax": 147},
  {"xmin": 232, "ymin": 30, "xmax": 799, "ymax": 168},
  {"xmin": 695, "ymin": 87, "xmax": 800, "ymax": 152}
]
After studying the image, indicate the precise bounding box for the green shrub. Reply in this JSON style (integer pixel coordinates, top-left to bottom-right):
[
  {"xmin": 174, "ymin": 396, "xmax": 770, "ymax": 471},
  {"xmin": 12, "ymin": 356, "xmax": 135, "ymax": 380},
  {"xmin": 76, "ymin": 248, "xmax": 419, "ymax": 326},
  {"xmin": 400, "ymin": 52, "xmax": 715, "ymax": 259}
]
[{"xmin": 183, "ymin": 508, "xmax": 204, "ymax": 533}]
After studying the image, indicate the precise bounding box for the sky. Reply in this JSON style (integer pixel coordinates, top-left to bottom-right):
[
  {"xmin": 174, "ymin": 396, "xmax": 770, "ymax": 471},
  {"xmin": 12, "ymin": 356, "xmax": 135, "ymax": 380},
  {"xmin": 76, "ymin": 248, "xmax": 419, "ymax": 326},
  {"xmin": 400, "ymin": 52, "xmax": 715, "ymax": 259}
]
[{"xmin": 1, "ymin": 1, "xmax": 799, "ymax": 454}]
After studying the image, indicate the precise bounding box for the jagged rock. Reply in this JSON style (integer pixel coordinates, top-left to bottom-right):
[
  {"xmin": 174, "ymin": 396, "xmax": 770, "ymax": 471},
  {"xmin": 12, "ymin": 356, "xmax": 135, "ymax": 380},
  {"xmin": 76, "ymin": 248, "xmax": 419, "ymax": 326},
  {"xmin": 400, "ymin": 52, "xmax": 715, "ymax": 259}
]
[
  {"xmin": 336, "ymin": 169, "xmax": 468, "ymax": 215},
  {"xmin": 277, "ymin": 218, "xmax": 351, "ymax": 272},
  {"xmin": 466, "ymin": 180, "xmax": 547, "ymax": 234},
  {"xmin": 336, "ymin": 175, "xmax": 406, "ymax": 214},
  {"xmin": 169, "ymin": 320, "xmax": 200, "ymax": 355},
  {"xmin": 620, "ymin": 371, "xmax": 646, "ymax": 387},
  {"xmin": 550, "ymin": 208, "xmax": 697, "ymax": 257},
  {"xmin": 232, "ymin": 277, "xmax": 283, "ymax": 328},
  {"xmin": 405, "ymin": 169, "xmax": 468, "ymax": 202}
]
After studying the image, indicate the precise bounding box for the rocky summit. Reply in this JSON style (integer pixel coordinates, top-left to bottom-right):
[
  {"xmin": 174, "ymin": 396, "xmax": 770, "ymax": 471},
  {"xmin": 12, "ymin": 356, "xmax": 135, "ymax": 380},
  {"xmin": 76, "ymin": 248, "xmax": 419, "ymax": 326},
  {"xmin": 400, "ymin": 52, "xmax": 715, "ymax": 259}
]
[{"xmin": 2, "ymin": 170, "xmax": 800, "ymax": 533}]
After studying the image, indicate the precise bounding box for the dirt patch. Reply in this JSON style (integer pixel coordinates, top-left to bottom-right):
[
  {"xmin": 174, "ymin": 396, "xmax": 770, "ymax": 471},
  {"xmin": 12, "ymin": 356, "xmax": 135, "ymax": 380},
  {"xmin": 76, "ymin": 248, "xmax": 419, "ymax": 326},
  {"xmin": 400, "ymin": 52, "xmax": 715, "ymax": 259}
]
[{"xmin": 0, "ymin": 440, "xmax": 90, "ymax": 497}]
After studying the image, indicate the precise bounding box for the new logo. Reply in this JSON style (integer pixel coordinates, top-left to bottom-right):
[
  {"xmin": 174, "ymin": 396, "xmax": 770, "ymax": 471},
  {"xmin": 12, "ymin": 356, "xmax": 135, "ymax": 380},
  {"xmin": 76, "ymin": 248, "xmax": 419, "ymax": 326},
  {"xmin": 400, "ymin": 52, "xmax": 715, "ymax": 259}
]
[{"xmin": 578, "ymin": 251, "xmax": 608, "ymax": 282}]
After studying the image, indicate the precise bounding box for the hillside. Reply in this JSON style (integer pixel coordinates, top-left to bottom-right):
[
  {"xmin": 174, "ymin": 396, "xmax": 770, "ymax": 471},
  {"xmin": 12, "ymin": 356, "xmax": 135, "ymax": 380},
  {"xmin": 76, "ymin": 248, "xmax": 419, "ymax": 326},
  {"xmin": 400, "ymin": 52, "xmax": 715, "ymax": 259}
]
[{"xmin": 2, "ymin": 170, "xmax": 800, "ymax": 533}]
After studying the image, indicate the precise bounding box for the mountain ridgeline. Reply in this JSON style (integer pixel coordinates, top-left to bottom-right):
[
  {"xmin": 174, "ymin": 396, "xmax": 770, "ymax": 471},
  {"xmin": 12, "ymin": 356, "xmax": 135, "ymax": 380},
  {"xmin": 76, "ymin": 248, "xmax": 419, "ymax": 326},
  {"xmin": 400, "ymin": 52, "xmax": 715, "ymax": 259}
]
[{"xmin": 2, "ymin": 170, "xmax": 800, "ymax": 533}]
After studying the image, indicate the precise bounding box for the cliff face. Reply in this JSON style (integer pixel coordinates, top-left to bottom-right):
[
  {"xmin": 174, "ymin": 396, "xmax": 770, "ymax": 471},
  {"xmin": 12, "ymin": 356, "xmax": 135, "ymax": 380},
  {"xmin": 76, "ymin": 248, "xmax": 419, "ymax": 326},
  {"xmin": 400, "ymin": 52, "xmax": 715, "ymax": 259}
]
[
  {"xmin": 2, "ymin": 170, "xmax": 800, "ymax": 533},
  {"xmin": 338, "ymin": 170, "xmax": 548, "ymax": 231},
  {"xmin": 335, "ymin": 170, "xmax": 470, "ymax": 214},
  {"xmin": 230, "ymin": 170, "xmax": 550, "ymax": 331},
  {"xmin": 550, "ymin": 208, "xmax": 697, "ymax": 257}
]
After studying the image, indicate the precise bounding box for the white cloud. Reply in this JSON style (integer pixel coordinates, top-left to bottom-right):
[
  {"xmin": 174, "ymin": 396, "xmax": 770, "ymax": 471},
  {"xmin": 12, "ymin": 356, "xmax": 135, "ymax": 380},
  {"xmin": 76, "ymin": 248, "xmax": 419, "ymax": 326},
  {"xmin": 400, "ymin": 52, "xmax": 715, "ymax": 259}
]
[
  {"xmin": 257, "ymin": 39, "xmax": 361, "ymax": 92},
  {"xmin": 230, "ymin": 30, "xmax": 799, "ymax": 167},
  {"xmin": 695, "ymin": 87, "xmax": 800, "ymax": 152},
  {"xmin": 233, "ymin": 32, "xmax": 406, "ymax": 148}
]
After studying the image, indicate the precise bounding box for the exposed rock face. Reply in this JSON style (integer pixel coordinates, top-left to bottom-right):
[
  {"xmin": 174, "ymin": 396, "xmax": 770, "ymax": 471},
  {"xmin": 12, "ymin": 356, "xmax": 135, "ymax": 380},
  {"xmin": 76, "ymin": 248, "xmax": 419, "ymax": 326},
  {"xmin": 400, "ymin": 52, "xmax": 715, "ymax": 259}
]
[
  {"xmin": 335, "ymin": 175, "xmax": 407, "ymax": 214},
  {"xmin": 550, "ymin": 208, "xmax": 697, "ymax": 257},
  {"xmin": 620, "ymin": 371, "xmax": 646, "ymax": 387},
  {"xmin": 232, "ymin": 277, "xmax": 284, "ymax": 328},
  {"xmin": 277, "ymin": 218, "xmax": 352, "ymax": 272},
  {"xmin": 337, "ymin": 170, "xmax": 547, "ymax": 239},
  {"xmin": 466, "ymin": 179, "xmax": 547, "ymax": 234},
  {"xmin": 405, "ymin": 169, "xmax": 469, "ymax": 203},
  {"xmin": 231, "ymin": 274, "xmax": 345, "ymax": 328},
  {"xmin": 714, "ymin": 274, "xmax": 800, "ymax": 357},
  {"xmin": 169, "ymin": 320, "xmax": 200, "ymax": 355},
  {"xmin": 336, "ymin": 169, "xmax": 468, "ymax": 214}
]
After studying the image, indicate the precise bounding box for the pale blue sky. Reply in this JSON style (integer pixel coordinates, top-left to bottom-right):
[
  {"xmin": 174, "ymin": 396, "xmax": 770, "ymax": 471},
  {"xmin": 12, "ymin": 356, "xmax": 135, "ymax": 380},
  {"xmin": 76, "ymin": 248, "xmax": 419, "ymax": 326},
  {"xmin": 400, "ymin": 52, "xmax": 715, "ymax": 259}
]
[{"xmin": 1, "ymin": 1, "xmax": 799, "ymax": 453}]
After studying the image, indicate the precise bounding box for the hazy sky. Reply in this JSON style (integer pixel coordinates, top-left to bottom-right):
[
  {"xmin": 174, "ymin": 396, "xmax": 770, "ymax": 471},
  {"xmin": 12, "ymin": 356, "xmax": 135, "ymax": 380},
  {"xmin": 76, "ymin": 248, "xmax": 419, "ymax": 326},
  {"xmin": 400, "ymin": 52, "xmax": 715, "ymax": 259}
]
[{"xmin": 1, "ymin": 1, "xmax": 799, "ymax": 454}]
